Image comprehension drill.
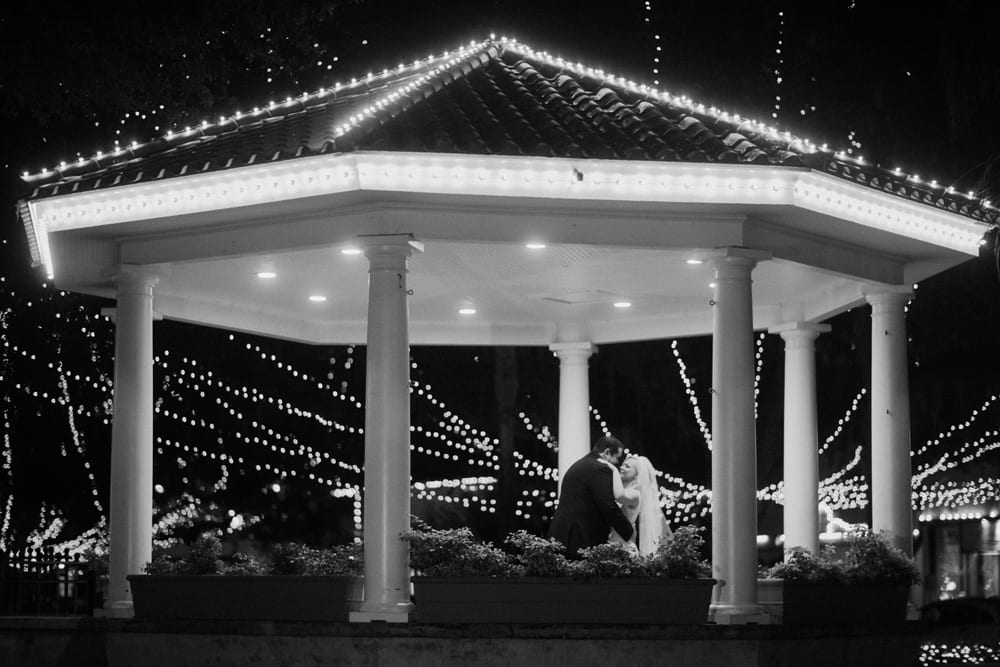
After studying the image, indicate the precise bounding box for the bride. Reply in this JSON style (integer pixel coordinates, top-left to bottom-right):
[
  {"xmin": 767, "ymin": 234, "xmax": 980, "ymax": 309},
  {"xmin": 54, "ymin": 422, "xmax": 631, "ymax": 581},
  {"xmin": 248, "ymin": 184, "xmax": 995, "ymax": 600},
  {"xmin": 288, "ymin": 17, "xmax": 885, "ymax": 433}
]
[{"xmin": 604, "ymin": 455, "xmax": 672, "ymax": 556}]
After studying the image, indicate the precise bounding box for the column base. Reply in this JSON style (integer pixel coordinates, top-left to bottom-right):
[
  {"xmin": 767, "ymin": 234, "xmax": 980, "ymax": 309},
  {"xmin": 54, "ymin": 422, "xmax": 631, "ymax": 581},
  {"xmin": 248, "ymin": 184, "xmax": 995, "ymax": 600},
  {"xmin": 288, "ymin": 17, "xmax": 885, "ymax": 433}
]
[
  {"xmin": 350, "ymin": 601, "xmax": 414, "ymax": 624},
  {"xmin": 710, "ymin": 603, "xmax": 771, "ymax": 625},
  {"xmin": 94, "ymin": 601, "xmax": 135, "ymax": 619}
]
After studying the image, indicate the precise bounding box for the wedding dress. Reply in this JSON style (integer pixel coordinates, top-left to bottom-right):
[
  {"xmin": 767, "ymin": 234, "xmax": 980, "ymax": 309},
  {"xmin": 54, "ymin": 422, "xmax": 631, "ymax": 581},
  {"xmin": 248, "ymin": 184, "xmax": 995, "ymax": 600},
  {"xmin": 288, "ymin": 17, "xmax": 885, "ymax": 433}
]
[{"xmin": 606, "ymin": 456, "xmax": 672, "ymax": 556}]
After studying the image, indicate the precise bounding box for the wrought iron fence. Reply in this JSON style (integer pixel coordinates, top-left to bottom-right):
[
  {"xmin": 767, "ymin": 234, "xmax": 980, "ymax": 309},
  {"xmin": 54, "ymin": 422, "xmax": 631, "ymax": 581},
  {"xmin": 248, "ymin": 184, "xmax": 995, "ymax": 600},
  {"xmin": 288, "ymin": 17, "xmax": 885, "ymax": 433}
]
[{"xmin": 0, "ymin": 548, "xmax": 101, "ymax": 615}]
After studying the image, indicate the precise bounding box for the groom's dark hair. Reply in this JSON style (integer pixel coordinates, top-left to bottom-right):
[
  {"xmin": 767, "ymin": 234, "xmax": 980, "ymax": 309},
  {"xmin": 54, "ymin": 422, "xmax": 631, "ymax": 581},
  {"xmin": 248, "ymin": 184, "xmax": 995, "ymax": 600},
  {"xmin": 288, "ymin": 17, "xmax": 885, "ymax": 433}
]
[{"xmin": 591, "ymin": 435, "xmax": 624, "ymax": 456}]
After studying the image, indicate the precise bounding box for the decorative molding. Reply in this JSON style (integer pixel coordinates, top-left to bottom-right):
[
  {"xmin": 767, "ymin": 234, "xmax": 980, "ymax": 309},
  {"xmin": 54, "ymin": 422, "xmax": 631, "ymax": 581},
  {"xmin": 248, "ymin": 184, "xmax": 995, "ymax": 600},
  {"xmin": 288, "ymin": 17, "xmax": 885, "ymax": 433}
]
[{"xmin": 26, "ymin": 153, "xmax": 989, "ymax": 278}]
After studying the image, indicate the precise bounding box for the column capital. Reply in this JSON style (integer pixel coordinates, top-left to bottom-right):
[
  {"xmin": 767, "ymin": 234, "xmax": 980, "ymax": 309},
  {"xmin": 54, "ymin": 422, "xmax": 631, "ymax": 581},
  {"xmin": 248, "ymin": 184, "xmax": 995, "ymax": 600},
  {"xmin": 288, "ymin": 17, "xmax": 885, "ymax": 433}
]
[
  {"xmin": 549, "ymin": 341, "xmax": 597, "ymax": 360},
  {"xmin": 704, "ymin": 247, "xmax": 772, "ymax": 271},
  {"xmin": 863, "ymin": 285, "xmax": 913, "ymax": 311},
  {"xmin": 769, "ymin": 321, "xmax": 831, "ymax": 344},
  {"xmin": 106, "ymin": 265, "xmax": 166, "ymax": 294},
  {"xmin": 357, "ymin": 233, "xmax": 424, "ymax": 259}
]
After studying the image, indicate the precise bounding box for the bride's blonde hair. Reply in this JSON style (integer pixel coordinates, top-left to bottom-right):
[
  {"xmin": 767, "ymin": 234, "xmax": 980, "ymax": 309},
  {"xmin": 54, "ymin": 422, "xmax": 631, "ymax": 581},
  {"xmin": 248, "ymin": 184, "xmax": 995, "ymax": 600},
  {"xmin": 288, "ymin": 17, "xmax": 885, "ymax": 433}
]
[{"xmin": 624, "ymin": 455, "xmax": 672, "ymax": 555}]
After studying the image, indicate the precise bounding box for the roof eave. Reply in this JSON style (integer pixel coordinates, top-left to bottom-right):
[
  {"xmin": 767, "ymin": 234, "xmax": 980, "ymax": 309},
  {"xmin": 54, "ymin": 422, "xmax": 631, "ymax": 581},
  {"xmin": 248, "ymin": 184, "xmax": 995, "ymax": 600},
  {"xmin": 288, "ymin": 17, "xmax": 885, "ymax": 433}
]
[
  {"xmin": 28, "ymin": 151, "xmax": 990, "ymax": 277},
  {"xmin": 16, "ymin": 198, "xmax": 46, "ymax": 272}
]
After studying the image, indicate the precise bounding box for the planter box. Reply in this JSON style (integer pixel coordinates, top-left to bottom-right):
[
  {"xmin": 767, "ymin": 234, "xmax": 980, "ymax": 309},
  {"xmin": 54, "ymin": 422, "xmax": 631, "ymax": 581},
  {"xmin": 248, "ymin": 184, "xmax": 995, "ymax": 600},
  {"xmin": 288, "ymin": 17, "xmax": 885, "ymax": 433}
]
[
  {"xmin": 757, "ymin": 578, "xmax": 909, "ymax": 625},
  {"xmin": 412, "ymin": 576, "xmax": 716, "ymax": 624},
  {"xmin": 127, "ymin": 575, "xmax": 363, "ymax": 622}
]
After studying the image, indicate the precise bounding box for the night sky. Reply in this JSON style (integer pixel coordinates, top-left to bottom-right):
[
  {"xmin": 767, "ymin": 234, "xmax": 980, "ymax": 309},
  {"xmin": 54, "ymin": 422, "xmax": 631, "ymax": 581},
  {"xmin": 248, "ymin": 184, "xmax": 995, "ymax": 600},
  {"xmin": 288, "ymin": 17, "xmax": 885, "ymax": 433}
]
[{"xmin": 2, "ymin": 1, "xmax": 1000, "ymax": 552}]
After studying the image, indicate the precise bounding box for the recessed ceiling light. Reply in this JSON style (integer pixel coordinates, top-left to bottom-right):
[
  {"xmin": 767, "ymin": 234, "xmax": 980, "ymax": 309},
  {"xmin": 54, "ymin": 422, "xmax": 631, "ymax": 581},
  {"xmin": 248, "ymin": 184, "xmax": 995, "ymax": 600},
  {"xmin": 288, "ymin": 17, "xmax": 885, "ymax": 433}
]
[
  {"xmin": 256, "ymin": 271, "xmax": 277, "ymax": 279},
  {"xmin": 458, "ymin": 307, "xmax": 477, "ymax": 315},
  {"xmin": 613, "ymin": 301, "xmax": 632, "ymax": 308},
  {"xmin": 308, "ymin": 295, "xmax": 328, "ymax": 302},
  {"xmin": 525, "ymin": 243, "xmax": 546, "ymax": 250},
  {"xmin": 341, "ymin": 248, "xmax": 362, "ymax": 255},
  {"xmin": 685, "ymin": 258, "xmax": 703, "ymax": 265},
  {"xmin": 708, "ymin": 282, "xmax": 717, "ymax": 289}
]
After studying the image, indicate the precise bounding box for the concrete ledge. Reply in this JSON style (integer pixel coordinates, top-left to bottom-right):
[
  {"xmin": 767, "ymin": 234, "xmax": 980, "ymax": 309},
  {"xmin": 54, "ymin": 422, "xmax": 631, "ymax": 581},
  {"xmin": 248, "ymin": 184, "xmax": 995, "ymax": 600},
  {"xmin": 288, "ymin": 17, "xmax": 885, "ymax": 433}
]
[
  {"xmin": 0, "ymin": 616, "xmax": 930, "ymax": 667},
  {"xmin": 0, "ymin": 616, "xmax": 109, "ymax": 667}
]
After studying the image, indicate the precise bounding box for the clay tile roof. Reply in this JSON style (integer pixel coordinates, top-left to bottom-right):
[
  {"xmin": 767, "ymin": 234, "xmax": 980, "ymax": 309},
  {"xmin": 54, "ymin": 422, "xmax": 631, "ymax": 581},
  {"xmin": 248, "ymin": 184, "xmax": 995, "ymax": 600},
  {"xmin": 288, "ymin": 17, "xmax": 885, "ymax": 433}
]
[{"xmin": 20, "ymin": 38, "xmax": 1000, "ymax": 225}]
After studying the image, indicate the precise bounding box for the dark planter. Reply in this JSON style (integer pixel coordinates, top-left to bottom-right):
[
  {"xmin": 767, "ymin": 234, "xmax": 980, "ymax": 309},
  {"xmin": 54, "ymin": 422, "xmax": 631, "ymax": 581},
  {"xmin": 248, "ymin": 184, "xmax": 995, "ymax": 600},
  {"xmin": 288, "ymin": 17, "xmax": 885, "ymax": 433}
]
[
  {"xmin": 757, "ymin": 578, "xmax": 910, "ymax": 625},
  {"xmin": 127, "ymin": 575, "xmax": 363, "ymax": 621},
  {"xmin": 412, "ymin": 576, "xmax": 716, "ymax": 624}
]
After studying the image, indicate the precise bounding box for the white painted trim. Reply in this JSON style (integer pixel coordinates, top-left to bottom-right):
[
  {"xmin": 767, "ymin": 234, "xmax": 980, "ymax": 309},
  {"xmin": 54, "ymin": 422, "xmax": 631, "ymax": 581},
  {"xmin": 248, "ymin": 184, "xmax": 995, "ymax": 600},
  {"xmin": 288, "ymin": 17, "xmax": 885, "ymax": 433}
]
[{"xmin": 26, "ymin": 152, "xmax": 990, "ymax": 277}]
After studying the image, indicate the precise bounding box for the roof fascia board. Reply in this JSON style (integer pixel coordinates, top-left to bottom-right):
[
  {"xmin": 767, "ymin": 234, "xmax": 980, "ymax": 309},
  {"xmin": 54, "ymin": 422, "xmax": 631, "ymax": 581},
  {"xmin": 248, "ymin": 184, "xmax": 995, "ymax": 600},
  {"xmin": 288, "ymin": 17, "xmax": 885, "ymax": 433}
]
[
  {"xmin": 29, "ymin": 151, "xmax": 989, "ymax": 278},
  {"xmin": 791, "ymin": 170, "xmax": 985, "ymax": 257}
]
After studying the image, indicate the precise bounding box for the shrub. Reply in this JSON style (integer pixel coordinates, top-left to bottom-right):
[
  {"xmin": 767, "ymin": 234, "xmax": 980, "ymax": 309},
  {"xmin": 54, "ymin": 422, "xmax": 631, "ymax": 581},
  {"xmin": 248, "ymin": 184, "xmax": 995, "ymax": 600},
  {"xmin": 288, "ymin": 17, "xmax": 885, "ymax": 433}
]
[
  {"xmin": 573, "ymin": 542, "xmax": 643, "ymax": 579},
  {"xmin": 144, "ymin": 532, "xmax": 224, "ymax": 575},
  {"xmin": 403, "ymin": 523, "xmax": 712, "ymax": 581},
  {"xmin": 764, "ymin": 531, "xmax": 921, "ymax": 586},
  {"xmin": 188, "ymin": 533, "xmax": 224, "ymax": 574},
  {"xmin": 764, "ymin": 546, "xmax": 845, "ymax": 583},
  {"xmin": 222, "ymin": 551, "xmax": 269, "ymax": 576},
  {"xmin": 504, "ymin": 530, "xmax": 570, "ymax": 577},
  {"xmin": 842, "ymin": 531, "xmax": 921, "ymax": 586},
  {"xmin": 267, "ymin": 541, "xmax": 363, "ymax": 576},
  {"xmin": 644, "ymin": 526, "xmax": 711, "ymax": 580},
  {"xmin": 143, "ymin": 554, "xmax": 193, "ymax": 575},
  {"xmin": 302, "ymin": 542, "xmax": 364, "ymax": 576},
  {"xmin": 143, "ymin": 535, "xmax": 362, "ymax": 576},
  {"xmin": 403, "ymin": 525, "xmax": 513, "ymax": 577},
  {"xmin": 268, "ymin": 542, "xmax": 312, "ymax": 575}
]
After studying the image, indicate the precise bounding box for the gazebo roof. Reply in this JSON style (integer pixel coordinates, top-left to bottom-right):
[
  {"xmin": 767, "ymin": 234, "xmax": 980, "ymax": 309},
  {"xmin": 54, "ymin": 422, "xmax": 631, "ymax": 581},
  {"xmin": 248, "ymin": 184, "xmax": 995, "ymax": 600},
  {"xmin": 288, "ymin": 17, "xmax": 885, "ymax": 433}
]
[
  {"xmin": 21, "ymin": 39, "xmax": 998, "ymax": 222},
  {"xmin": 17, "ymin": 37, "xmax": 995, "ymax": 346}
]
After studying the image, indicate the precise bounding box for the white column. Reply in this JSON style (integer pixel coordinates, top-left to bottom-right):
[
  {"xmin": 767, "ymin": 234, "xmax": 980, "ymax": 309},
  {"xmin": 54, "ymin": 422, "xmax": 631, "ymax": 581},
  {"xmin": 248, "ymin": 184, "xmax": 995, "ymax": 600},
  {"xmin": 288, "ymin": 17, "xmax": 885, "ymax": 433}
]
[
  {"xmin": 708, "ymin": 248, "xmax": 769, "ymax": 624},
  {"xmin": 550, "ymin": 342, "xmax": 596, "ymax": 493},
  {"xmin": 351, "ymin": 234, "xmax": 421, "ymax": 623},
  {"xmin": 105, "ymin": 268, "xmax": 159, "ymax": 617},
  {"xmin": 770, "ymin": 322, "xmax": 830, "ymax": 556},
  {"xmin": 866, "ymin": 288, "xmax": 914, "ymax": 555}
]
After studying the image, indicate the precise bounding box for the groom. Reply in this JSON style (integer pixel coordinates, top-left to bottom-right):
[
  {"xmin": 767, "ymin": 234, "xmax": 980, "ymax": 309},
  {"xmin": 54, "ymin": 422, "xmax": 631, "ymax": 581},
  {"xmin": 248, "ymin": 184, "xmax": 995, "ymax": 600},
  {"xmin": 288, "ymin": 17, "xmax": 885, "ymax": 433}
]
[{"xmin": 547, "ymin": 435, "xmax": 634, "ymax": 558}]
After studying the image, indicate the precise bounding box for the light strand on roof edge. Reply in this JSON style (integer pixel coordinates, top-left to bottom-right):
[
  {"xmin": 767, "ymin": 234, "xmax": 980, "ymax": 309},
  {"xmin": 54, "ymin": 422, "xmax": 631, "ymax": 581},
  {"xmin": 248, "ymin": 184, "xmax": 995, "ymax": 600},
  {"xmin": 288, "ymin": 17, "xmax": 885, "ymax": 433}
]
[{"xmin": 20, "ymin": 36, "xmax": 996, "ymax": 213}]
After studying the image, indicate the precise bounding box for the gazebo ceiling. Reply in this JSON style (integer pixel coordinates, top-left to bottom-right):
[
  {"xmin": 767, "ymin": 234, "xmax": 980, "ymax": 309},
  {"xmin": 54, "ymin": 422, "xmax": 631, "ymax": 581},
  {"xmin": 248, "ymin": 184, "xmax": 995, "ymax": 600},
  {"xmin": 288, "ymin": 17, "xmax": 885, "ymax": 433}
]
[{"xmin": 17, "ymin": 37, "xmax": 995, "ymax": 345}]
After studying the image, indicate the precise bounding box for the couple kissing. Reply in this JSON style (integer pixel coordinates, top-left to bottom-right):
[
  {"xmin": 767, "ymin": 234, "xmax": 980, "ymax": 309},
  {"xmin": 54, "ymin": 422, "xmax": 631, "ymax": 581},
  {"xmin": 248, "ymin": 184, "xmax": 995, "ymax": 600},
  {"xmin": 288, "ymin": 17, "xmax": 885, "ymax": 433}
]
[{"xmin": 548, "ymin": 435, "xmax": 672, "ymax": 559}]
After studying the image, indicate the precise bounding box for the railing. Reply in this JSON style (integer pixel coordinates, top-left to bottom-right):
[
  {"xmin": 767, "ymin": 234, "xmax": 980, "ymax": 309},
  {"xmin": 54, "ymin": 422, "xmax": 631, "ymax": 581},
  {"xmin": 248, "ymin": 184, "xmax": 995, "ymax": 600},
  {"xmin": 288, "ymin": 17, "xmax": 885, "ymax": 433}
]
[{"xmin": 0, "ymin": 548, "xmax": 101, "ymax": 615}]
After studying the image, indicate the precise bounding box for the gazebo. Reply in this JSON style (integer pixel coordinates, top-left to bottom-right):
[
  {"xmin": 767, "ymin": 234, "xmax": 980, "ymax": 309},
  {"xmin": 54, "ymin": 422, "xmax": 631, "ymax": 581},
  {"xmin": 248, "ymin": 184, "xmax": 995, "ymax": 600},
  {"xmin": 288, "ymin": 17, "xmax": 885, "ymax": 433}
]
[{"xmin": 17, "ymin": 36, "xmax": 996, "ymax": 623}]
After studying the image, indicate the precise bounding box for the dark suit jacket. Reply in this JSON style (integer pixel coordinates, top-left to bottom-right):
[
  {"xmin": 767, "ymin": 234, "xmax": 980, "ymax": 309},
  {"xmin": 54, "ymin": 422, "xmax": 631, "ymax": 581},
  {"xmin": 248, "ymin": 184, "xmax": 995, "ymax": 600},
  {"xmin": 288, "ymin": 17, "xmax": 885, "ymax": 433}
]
[{"xmin": 547, "ymin": 452, "xmax": 634, "ymax": 557}]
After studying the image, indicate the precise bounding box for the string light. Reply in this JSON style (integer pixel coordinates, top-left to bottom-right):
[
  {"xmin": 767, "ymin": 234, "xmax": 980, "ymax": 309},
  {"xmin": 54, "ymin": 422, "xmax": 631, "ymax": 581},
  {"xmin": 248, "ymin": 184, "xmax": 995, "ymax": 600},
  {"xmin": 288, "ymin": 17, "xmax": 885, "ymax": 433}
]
[
  {"xmin": 671, "ymin": 340, "xmax": 712, "ymax": 449},
  {"xmin": 518, "ymin": 411, "xmax": 557, "ymax": 451},
  {"xmin": 754, "ymin": 332, "xmax": 766, "ymax": 418},
  {"xmin": 772, "ymin": 10, "xmax": 784, "ymax": 120},
  {"xmin": 644, "ymin": 1, "xmax": 659, "ymax": 86},
  {"xmin": 819, "ymin": 388, "xmax": 866, "ymax": 454},
  {"xmin": 919, "ymin": 641, "xmax": 1000, "ymax": 665},
  {"xmin": 591, "ymin": 405, "xmax": 613, "ymax": 438}
]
